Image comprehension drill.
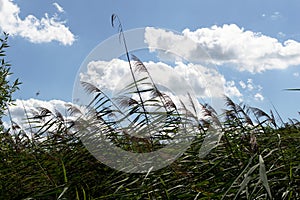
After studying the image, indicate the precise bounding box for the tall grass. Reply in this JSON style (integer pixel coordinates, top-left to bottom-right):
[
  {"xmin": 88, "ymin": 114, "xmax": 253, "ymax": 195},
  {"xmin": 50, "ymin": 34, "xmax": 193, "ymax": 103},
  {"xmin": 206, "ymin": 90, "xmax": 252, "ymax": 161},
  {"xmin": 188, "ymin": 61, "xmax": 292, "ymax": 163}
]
[
  {"xmin": 1, "ymin": 93, "xmax": 299, "ymax": 199},
  {"xmin": 0, "ymin": 22, "xmax": 299, "ymax": 199}
]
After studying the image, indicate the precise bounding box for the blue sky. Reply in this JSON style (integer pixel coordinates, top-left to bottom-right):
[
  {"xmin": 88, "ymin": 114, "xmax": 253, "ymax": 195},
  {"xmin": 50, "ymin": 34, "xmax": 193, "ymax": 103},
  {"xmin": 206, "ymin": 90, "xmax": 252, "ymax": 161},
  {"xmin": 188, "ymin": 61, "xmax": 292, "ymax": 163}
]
[{"xmin": 1, "ymin": 0, "xmax": 300, "ymax": 123}]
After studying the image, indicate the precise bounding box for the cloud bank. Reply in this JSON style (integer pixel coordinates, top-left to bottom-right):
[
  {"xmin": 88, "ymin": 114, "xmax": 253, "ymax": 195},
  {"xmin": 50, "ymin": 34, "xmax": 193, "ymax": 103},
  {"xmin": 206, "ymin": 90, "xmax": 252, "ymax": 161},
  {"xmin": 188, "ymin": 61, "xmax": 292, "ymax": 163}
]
[
  {"xmin": 80, "ymin": 59, "xmax": 241, "ymax": 99},
  {"xmin": 145, "ymin": 25, "xmax": 300, "ymax": 73},
  {"xmin": 0, "ymin": 0, "xmax": 75, "ymax": 45},
  {"xmin": 4, "ymin": 98, "xmax": 74, "ymax": 131}
]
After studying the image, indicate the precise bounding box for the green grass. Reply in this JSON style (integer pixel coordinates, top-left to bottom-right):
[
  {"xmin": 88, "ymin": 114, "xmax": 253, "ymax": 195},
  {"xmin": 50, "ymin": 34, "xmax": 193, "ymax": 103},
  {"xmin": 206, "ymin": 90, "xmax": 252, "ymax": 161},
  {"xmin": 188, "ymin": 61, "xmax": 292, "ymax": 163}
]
[{"xmin": 1, "ymin": 80, "xmax": 299, "ymax": 199}]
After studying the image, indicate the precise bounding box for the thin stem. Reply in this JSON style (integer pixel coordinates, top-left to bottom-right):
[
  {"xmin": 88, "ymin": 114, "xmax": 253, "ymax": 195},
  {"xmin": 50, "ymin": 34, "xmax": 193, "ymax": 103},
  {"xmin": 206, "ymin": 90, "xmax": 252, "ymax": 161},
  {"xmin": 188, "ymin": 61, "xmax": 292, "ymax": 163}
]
[{"xmin": 111, "ymin": 14, "xmax": 151, "ymax": 136}]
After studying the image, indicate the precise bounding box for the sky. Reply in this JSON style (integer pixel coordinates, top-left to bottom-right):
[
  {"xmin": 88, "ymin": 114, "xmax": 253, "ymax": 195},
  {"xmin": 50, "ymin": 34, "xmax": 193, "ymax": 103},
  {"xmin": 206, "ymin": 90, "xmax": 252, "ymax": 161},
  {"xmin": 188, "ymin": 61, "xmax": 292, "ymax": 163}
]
[{"xmin": 1, "ymin": 0, "xmax": 300, "ymax": 127}]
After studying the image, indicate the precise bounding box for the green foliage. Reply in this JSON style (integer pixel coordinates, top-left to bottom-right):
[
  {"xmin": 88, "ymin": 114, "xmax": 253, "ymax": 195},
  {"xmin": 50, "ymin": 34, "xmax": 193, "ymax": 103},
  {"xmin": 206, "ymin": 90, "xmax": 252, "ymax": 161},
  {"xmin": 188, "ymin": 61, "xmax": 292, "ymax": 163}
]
[
  {"xmin": 1, "ymin": 95, "xmax": 299, "ymax": 199},
  {"xmin": 0, "ymin": 32, "xmax": 21, "ymax": 129}
]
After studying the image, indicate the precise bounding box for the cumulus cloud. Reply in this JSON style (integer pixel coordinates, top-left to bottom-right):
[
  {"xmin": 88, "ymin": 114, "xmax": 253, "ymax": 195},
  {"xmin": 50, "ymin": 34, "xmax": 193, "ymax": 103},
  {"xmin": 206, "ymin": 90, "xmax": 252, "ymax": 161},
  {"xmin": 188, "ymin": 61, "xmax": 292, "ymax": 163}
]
[
  {"xmin": 254, "ymin": 93, "xmax": 264, "ymax": 101},
  {"xmin": 80, "ymin": 59, "xmax": 129, "ymax": 91},
  {"xmin": 80, "ymin": 58, "xmax": 242, "ymax": 100},
  {"xmin": 0, "ymin": 0, "xmax": 75, "ymax": 45},
  {"xmin": 238, "ymin": 79, "xmax": 264, "ymax": 102},
  {"xmin": 5, "ymin": 98, "xmax": 73, "ymax": 131},
  {"xmin": 239, "ymin": 79, "xmax": 258, "ymax": 91},
  {"xmin": 173, "ymin": 64, "xmax": 244, "ymax": 99},
  {"xmin": 224, "ymin": 81, "xmax": 242, "ymax": 98},
  {"xmin": 145, "ymin": 26, "xmax": 300, "ymax": 73}
]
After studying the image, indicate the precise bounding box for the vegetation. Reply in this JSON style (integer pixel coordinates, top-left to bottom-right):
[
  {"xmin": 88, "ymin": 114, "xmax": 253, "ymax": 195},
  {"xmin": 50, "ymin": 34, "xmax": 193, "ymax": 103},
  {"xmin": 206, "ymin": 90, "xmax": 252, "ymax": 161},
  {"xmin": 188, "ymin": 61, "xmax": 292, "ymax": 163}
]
[
  {"xmin": 0, "ymin": 26, "xmax": 299, "ymax": 200},
  {"xmin": 0, "ymin": 32, "xmax": 20, "ymax": 130}
]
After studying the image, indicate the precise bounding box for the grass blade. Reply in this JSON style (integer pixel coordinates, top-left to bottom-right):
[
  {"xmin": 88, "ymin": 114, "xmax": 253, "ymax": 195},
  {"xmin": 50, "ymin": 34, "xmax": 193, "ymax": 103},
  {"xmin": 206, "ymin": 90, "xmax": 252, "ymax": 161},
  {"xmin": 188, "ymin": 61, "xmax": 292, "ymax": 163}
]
[{"xmin": 259, "ymin": 155, "xmax": 272, "ymax": 199}]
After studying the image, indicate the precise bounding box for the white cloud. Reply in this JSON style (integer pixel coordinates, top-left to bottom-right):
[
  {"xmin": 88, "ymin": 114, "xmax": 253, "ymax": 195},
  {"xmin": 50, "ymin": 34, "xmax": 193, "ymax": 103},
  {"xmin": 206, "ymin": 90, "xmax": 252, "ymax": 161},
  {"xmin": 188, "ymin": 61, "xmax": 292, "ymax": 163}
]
[
  {"xmin": 145, "ymin": 26, "xmax": 300, "ymax": 73},
  {"xmin": 5, "ymin": 98, "xmax": 74, "ymax": 131},
  {"xmin": 238, "ymin": 79, "xmax": 264, "ymax": 102},
  {"xmin": 254, "ymin": 93, "xmax": 264, "ymax": 101},
  {"xmin": 53, "ymin": 2, "xmax": 64, "ymax": 13},
  {"xmin": 257, "ymin": 85, "xmax": 263, "ymax": 91},
  {"xmin": 80, "ymin": 59, "xmax": 129, "ymax": 91},
  {"xmin": 247, "ymin": 79, "xmax": 254, "ymax": 91},
  {"xmin": 245, "ymin": 79, "xmax": 263, "ymax": 92},
  {"xmin": 80, "ymin": 59, "xmax": 242, "ymax": 100},
  {"xmin": 173, "ymin": 62, "xmax": 227, "ymax": 98},
  {"xmin": 239, "ymin": 80, "xmax": 246, "ymax": 89},
  {"xmin": 0, "ymin": 0, "xmax": 75, "ymax": 45},
  {"xmin": 293, "ymin": 72, "xmax": 299, "ymax": 77},
  {"xmin": 224, "ymin": 81, "xmax": 242, "ymax": 98}
]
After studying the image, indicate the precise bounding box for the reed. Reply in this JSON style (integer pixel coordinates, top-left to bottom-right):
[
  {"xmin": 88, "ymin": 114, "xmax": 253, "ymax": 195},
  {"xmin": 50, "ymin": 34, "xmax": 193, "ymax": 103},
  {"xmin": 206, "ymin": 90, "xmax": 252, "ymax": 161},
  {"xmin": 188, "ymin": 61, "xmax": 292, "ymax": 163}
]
[{"xmin": 0, "ymin": 24, "xmax": 299, "ymax": 199}]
